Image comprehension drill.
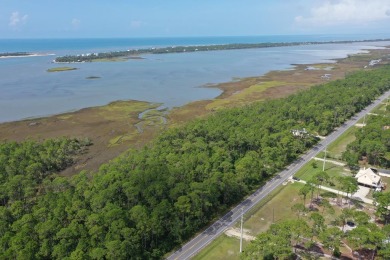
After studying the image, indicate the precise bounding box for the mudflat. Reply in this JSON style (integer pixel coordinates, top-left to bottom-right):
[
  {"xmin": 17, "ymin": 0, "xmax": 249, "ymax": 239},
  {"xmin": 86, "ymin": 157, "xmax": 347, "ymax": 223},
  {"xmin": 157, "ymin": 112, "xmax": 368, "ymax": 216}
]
[{"xmin": 1, "ymin": 48, "xmax": 389, "ymax": 176}]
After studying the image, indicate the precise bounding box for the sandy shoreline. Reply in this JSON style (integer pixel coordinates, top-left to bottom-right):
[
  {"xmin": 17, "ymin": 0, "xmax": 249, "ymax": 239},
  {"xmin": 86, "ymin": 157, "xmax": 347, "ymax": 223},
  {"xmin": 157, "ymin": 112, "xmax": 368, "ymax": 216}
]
[
  {"xmin": 0, "ymin": 53, "xmax": 55, "ymax": 59},
  {"xmin": 1, "ymin": 47, "xmax": 389, "ymax": 175}
]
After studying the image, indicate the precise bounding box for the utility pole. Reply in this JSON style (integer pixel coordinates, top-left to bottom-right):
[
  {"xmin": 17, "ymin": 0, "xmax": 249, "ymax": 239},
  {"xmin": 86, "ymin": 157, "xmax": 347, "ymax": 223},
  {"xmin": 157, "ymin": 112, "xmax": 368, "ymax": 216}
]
[
  {"xmin": 272, "ymin": 208, "xmax": 275, "ymax": 223},
  {"xmin": 240, "ymin": 208, "xmax": 244, "ymax": 253},
  {"xmin": 362, "ymin": 114, "xmax": 368, "ymax": 134},
  {"xmin": 322, "ymin": 147, "xmax": 327, "ymax": 172}
]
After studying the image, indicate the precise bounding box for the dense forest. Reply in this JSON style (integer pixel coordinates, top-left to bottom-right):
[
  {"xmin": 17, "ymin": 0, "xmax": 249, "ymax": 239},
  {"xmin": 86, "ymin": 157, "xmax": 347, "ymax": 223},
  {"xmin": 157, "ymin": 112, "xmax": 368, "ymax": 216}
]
[
  {"xmin": 343, "ymin": 111, "xmax": 390, "ymax": 169},
  {"xmin": 0, "ymin": 138, "xmax": 91, "ymax": 207},
  {"xmin": 1, "ymin": 66, "xmax": 390, "ymax": 259},
  {"xmin": 54, "ymin": 38, "xmax": 390, "ymax": 63}
]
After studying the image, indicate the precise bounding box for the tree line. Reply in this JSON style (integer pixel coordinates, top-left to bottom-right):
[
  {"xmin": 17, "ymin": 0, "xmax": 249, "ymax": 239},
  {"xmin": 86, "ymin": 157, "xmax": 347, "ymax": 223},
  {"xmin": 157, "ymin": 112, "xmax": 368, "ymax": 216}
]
[
  {"xmin": 1, "ymin": 66, "xmax": 390, "ymax": 259},
  {"xmin": 0, "ymin": 52, "xmax": 31, "ymax": 57},
  {"xmin": 343, "ymin": 112, "xmax": 390, "ymax": 169}
]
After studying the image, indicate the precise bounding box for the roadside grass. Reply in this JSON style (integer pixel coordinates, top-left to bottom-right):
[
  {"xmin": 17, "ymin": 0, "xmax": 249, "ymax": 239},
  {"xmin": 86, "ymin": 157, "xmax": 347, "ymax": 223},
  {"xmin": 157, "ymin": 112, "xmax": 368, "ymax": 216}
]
[
  {"xmin": 192, "ymin": 235, "xmax": 249, "ymax": 260},
  {"xmin": 371, "ymin": 100, "xmax": 389, "ymax": 115},
  {"xmin": 241, "ymin": 182, "xmax": 301, "ymax": 234},
  {"xmin": 325, "ymin": 126, "xmax": 358, "ymax": 160}
]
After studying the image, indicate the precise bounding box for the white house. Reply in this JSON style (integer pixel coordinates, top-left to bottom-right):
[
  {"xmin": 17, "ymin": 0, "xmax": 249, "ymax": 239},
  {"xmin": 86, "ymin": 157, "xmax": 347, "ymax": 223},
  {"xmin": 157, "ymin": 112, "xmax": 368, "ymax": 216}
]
[
  {"xmin": 355, "ymin": 168, "xmax": 382, "ymax": 189},
  {"xmin": 291, "ymin": 128, "xmax": 308, "ymax": 138}
]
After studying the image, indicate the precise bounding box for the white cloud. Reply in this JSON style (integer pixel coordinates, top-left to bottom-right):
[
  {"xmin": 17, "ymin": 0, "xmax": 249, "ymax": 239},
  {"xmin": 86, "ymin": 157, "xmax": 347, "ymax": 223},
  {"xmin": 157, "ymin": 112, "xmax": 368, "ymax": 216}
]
[
  {"xmin": 72, "ymin": 18, "xmax": 81, "ymax": 29},
  {"xmin": 295, "ymin": 0, "xmax": 390, "ymax": 26},
  {"xmin": 9, "ymin": 11, "xmax": 28, "ymax": 28}
]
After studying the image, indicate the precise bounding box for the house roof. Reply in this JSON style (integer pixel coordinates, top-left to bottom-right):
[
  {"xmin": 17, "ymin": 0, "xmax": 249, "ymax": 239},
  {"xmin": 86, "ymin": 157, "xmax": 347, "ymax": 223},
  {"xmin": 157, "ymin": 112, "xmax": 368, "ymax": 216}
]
[{"xmin": 355, "ymin": 168, "xmax": 381, "ymax": 187}]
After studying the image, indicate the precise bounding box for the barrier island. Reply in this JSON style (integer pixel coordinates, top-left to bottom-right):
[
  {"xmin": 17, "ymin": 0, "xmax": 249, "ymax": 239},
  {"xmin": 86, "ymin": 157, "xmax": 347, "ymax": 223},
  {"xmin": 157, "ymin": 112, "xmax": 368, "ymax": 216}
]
[
  {"xmin": 54, "ymin": 38, "xmax": 390, "ymax": 63},
  {"xmin": 0, "ymin": 52, "xmax": 33, "ymax": 58}
]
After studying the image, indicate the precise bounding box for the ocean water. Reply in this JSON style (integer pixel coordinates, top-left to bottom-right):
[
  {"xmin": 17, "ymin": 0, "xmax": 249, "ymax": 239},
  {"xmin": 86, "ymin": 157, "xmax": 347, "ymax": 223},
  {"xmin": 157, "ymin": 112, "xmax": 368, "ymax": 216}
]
[{"xmin": 0, "ymin": 35, "xmax": 390, "ymax": 122}]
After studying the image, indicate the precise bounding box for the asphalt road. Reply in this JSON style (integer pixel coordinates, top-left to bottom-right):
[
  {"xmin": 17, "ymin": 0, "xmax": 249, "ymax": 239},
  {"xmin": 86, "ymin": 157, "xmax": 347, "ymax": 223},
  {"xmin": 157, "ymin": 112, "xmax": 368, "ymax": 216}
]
[{"xmin": 167, "ymin": 90, "xmax": 390, "ymax": 260}]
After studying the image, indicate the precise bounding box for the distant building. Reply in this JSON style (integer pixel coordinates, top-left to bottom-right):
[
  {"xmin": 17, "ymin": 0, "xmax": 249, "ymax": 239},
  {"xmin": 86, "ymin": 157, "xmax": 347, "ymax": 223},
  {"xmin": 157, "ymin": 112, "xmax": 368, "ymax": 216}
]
[
  {"xmin": 291, "ymin": 128, "xmax": 308, "ymax": 138},
  {"xmin": 369, "ymin": 59, "xmax": 382, "ymax": 66},
  {"xmin": 355, "ymin": 168, "xmax": 382, "ymax": 189}
]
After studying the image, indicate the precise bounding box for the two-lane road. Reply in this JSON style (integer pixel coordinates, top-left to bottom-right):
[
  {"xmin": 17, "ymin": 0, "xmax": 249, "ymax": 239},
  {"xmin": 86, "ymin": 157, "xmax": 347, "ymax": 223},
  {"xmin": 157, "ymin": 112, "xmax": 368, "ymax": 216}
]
[{"xmin": 167, "ymin": 90, "xmax": 390, "ymax": 260}]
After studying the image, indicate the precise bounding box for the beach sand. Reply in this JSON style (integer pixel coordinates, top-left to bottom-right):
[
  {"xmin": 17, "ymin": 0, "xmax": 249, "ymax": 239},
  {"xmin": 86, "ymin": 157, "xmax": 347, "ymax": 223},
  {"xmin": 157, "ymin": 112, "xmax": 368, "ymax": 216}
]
[{"xmin": 0, "ymin": 53, "xmax": 54, "ymax": 59}]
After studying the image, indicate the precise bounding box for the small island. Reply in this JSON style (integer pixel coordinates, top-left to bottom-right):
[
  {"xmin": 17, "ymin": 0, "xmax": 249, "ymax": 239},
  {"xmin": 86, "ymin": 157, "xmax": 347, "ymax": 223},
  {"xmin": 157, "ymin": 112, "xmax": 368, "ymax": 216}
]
[
  {"xmin": 86, "ymin": 76, "xmax": 101, "ymax": 79},
  {"xmin": 47, "ymin": 67, "xmax": 78, "ymax": 72}
]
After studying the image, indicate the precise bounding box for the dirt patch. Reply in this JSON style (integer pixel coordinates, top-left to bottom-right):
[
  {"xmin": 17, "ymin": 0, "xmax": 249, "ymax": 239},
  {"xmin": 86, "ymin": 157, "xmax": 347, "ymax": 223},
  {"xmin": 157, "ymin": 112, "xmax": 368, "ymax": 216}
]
[{"xmin": 224, "ymin": 228, "xmax": 255, "ymax": 241}]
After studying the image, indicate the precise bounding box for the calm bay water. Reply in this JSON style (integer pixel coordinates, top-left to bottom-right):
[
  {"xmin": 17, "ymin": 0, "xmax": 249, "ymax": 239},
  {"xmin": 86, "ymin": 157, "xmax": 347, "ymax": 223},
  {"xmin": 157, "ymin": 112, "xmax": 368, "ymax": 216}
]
[{"xmin": 0, "ymin": 35, "xmax": 390, "ymax": 122}]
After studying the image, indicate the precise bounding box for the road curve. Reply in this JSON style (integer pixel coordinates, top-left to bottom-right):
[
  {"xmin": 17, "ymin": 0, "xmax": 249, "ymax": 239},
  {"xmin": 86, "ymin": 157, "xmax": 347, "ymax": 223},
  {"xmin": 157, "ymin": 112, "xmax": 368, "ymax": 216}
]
[{"xmin": 167, "ymin": 90, "xmax": 390, "ymax": 260}]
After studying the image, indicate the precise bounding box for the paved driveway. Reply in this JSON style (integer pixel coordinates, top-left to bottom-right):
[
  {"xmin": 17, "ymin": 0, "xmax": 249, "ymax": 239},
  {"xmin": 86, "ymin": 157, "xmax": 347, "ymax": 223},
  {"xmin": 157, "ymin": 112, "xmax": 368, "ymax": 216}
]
[{"xmin": 353, "ymin": 186, "xmax": 370, "ymax": 199}]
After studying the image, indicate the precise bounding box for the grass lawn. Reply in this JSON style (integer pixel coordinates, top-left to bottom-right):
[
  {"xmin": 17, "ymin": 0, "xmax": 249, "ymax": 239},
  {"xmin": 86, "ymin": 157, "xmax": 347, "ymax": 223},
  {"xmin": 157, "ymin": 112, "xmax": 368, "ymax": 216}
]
[
  {"xmin": 371, "ymin": 99, "xmax": 389, "ymax": 116},
  {"xmin": 294, "ymin": 159, "xmax": 352, "ymax": 190},
  {"xmin": 242, "ymin": 182, "xmax": 302, "ymax": 234},
  {"xmin": 325, "ymin": 126, "xmax": 358, "ymax": 160},
  {"xmin": 192, "ymin": 235, "xmax": 249, "ymax": 260},
  {"xmin": 381, "ymin": 176, "xmax": 390, "ymax": 191}
]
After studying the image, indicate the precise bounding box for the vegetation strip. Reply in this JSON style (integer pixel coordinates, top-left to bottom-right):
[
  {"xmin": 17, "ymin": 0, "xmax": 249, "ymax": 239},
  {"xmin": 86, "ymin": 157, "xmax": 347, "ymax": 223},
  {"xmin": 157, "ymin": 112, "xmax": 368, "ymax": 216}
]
[
  {"xmin": 0, "ymin": 52, "xmax": 32, "ymax": 57},
  {"xmin": 47, "ymin": 67, "xmax": 78, "ymax": 72}
]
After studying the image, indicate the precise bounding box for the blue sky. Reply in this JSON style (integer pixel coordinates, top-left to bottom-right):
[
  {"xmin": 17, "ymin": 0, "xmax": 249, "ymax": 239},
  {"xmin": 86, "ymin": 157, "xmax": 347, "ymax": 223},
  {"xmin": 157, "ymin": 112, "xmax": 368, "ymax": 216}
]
[{"xmin": 1, "ymin": 0, "xmax": 390, "ymax": 38}]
